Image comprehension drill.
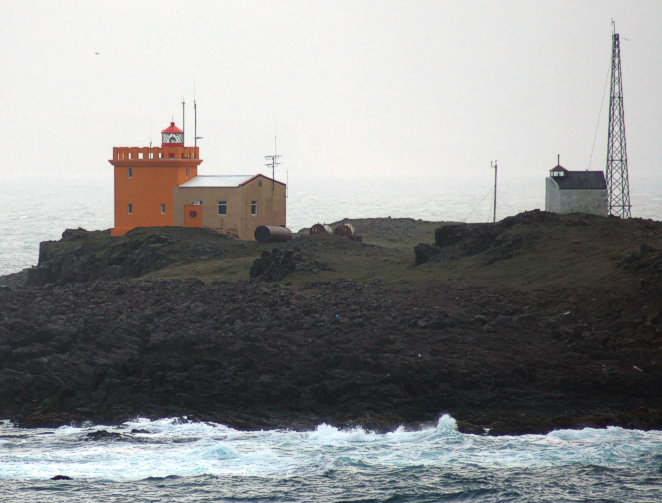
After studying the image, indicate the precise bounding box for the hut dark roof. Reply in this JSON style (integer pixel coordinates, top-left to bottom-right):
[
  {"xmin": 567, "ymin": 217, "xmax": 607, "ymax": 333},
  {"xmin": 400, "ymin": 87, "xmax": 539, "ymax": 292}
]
[{"xmin": 551, "ymin": 171, "xmax": 606, "ymax": 190}]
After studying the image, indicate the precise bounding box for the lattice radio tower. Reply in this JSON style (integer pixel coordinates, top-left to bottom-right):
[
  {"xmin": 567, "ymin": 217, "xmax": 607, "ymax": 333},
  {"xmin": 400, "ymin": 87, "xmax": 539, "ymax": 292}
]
[{"xmin": 605, "ymin": 23, "xmax": 631, "ymax": 218}]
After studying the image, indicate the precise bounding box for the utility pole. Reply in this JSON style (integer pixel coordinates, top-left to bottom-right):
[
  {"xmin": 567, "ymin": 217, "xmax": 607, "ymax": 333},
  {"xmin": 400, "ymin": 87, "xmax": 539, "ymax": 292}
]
[
  {"xmin": 265, "ymin": 133, "xmax": 281, "ymax": 190},
  {"xmin": 606, "ymin": 22, "xmax": 631, "ymax": 218},
  {"xmin": 491, "ymin": 160, "xmax": 498, "ymax": 223}
]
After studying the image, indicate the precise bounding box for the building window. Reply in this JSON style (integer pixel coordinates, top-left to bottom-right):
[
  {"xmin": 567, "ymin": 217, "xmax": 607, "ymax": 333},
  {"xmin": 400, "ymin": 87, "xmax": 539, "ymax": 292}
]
[
  {"xmin": 217, "ymin": 201, "xmax": 227, "ymax": 215},
  {"xmin": 138, "ymin": 152, "xmax": 144, "ymax": 160},
  {"xmin": 160, "ymin": 203, "xmax": 166, "ymax": 214},
  {"xmin": 128, "ymin": 167, "xmax": 133, "ymax": 178},
  {"xmin": 186, "ymin": 167, "xmax": 190, "ymax": 177},
  {"xmin": 128, "ymin": 203, "xmax": 133, "ymax": 214},
  {"xmin": 149, "ymin": 152, "xmax": 154, "ymax": 159},
  {"xmin": 258, "ymin": 179, "xmax": 263, "ymax": 187},
  {"xmin": 251, "ymin": 200, "xmax": 257, "ymax": 216}
]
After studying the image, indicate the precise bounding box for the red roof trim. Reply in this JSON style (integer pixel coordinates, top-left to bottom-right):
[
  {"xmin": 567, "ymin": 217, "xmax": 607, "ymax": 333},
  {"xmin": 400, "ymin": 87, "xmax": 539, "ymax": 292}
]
[{"xmin": 161, "ymin": 121, "xmax": 183, "ymax": 134}]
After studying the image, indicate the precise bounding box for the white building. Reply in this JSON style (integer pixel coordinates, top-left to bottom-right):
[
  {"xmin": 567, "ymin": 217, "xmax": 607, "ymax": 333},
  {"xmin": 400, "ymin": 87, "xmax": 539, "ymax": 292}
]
[{"xmin": 545, "ymin": 163, "xmax": 607, "ymax": 216}]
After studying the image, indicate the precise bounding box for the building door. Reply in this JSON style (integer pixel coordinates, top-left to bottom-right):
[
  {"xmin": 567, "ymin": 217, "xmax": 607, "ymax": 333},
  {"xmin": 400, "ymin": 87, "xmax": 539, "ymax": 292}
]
[{"xmin": 184, "ymin": 204, "xmax": 203, "ymax": 228}]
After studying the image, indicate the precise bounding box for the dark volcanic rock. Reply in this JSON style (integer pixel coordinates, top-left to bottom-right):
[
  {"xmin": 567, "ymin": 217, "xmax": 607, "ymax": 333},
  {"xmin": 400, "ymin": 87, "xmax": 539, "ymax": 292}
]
[
  {"xmin": 435, "ymin": 223, "xmax": 499, "ymax": 255},
  {"xmin": 429, "ymin": 209, "xmax": 556, "ymax": 264},
  {"xmin": 83, "ymin": 430, "xmax": 125, "ymax": 441},
  {"xmin": 0, "ymin": 276, "xmax": 660, "ymax": 435},
  {"xmin": 250, "ymin": 248, "xmax": 331, "ymax": 281},
  {"xmin": 2, "ymin": 214, "xmax": 662, "ymax": 435},
  {"xmin": 621, "ymin": 243, "xmax": 662, "ymax": 291},
  {"xmin": 250, "ymin": 249, "xmax": 297, "ymax": 281},
  {"xmin": 61, "ymin": 227, "xmax": 99, "ymax": 241},
  {"xmin": 26, "ymin": 227, "xmax": 229, "ymax": 286},
  {"xmin": 414, "ymin": 243, "xmax": 442, "ymax": 265}
]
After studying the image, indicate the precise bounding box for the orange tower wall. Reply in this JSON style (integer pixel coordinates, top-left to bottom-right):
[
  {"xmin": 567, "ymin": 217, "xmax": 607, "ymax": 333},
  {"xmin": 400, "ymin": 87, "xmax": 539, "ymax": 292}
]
[{"xmin": 109, "ymin": 146, "xmax": 202, "ymax": 236}]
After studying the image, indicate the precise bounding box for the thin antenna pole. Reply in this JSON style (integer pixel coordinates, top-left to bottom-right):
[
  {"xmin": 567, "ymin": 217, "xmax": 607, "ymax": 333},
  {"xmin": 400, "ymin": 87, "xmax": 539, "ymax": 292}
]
[
  {"xmin": 182, "ymin": 98, "xmax": 186, "ymax": 145},
  {"xmin": 265, "ymin": 121, "xmax": 281, "ymax": 190},
  {"xmin": 273, "ymin": 115, "xmax": 277, "ymax": 190},
  {"xmin": 491, "ymin": 160, "xmax": 498, "ymax": 223},
  {"xmin": 193, "ymin": 80, "xmax": 201, "ymax": 147}
]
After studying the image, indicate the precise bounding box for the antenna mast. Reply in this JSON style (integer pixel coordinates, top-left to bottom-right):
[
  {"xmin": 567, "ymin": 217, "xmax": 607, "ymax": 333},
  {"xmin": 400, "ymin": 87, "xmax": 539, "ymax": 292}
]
[
  {"xmin": 491, "ymin": 160, "xmax": 498, "ymax": 223},
  {"xmin": 194, "ymin": 100, "xmax": 203, "ymax": 147},
  {"xmin": 193, "ymin": 81, "xmax": 203, "ymax": 147},
  {"xmin": 182, "ymin": 98, "xmax": 186, "ymax": 146},
  {"xmin": 605, "ymin": 22, "xmax": 631, "ymax": 218},
  {"xmin": 265, "ymin": 127, "xmax": 281, "ymax": 189}
]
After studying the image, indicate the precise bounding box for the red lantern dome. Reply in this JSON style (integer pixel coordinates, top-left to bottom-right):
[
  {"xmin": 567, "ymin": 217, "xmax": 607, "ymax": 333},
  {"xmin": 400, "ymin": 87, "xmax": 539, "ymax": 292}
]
[{"xmin": 161, "ymin": 122, "xmax": 184, "ymax": 147}]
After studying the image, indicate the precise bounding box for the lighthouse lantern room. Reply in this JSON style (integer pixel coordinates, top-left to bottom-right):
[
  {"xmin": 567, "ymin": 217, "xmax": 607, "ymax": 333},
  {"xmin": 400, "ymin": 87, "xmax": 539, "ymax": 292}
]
[{"xmin": 161, "ymin": 121, "xmax": 184, "ymax": 146}]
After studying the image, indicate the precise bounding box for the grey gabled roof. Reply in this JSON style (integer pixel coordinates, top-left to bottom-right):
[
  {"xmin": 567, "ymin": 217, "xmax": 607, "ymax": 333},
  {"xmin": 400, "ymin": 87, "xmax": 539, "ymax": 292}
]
[{"xmin": 552, "ymin": 171, "xmax": 607, "ymax": 190}]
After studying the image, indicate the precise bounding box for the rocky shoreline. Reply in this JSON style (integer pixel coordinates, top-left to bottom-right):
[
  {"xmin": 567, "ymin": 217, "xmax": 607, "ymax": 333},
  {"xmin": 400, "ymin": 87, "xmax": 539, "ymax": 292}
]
[{"xmin": 1, "ymin": 215, "xmax": 661, "ymax": 434}]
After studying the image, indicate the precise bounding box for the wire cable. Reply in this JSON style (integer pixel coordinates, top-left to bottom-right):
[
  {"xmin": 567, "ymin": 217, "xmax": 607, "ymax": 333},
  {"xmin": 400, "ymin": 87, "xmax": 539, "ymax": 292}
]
[
  {"xmin": 463, "ymin": 186, "xmax": 494, "ymax": 222},
  {"xmin": 588, "ymin": 63, "xmax": 610, "ymax": 171}
]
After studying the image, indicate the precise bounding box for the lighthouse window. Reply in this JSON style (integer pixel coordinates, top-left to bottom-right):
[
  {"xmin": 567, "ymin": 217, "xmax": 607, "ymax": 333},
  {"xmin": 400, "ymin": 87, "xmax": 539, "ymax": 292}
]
[
  {"xmin": 251, "ymin": 200, "xmax": 258, "ymax": 216},
  {"xmin": 217, "ymin": 201, "xmax": 227, "ymax": 215},
  {"xmin": 160, "ymin": 204, "xmax": 166, "ymax": 214},
  {"xmin": 128, "ymin": 203, "xmax": 133, "ymax": 214},
  {"xmin": 127, "ymin": 168, "xmax": 133, "ymax": 178}
]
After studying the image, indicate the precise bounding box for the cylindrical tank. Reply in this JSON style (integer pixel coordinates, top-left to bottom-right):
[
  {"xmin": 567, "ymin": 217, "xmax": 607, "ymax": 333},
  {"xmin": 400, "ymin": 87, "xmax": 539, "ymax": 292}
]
[
  {"xmin": 310, "ymin": 223, "xmax": 332, "ymax": 234},
  {"xmin": 254, "ymin": 225, "xmax": 292, "ymax": 243},
  {"xmin": 333, "ymin": 223, "xmax": 355, "ymax": 238}
]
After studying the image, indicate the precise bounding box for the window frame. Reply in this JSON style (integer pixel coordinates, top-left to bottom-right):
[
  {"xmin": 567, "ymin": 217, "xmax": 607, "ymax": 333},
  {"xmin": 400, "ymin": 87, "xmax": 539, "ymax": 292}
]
[
  {"xmin": 217, "ymin": 201, "xmax": 227, "ymax": 215},
  {"xmin": 251, "ymin": 200, "xmax": 257, "ymax": 216}
]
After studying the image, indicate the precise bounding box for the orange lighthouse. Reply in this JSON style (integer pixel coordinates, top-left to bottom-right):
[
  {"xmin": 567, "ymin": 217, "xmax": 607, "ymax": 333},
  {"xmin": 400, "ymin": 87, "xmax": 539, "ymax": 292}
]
[{"xmin": 109, "ymin": 122, "xmax": 203, "ymax": 236}]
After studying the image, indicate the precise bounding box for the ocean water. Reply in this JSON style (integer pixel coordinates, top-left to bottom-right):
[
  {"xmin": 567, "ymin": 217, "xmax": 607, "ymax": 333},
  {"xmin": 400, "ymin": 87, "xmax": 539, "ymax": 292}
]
[
  {"xmin": 1, "ymin": 170, "xmax": 661, "ymax": 276},
  {"xmin": 1, "ymin": 415, "xmax": 661, "ymax": 502}
]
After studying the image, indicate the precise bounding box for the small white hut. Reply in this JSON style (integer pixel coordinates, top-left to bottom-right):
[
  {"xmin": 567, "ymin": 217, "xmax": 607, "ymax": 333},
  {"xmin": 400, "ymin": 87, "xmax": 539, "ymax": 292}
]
[{"xmin": 545, "ymin": 161, "xmax": 607, "ymax": 216}]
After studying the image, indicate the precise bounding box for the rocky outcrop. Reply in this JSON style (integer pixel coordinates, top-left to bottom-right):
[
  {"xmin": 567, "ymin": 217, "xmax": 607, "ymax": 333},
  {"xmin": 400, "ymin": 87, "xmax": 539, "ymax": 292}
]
[
  {"xmin": 415, "ymin": 210, "xmax": 560, "ymax": 265},
  {"xmin": 250, "ymin": 248, "xmax": 331, "ymax": 281},
  {"xmin": 0, "ymin": 277, "xmax": 660, "ymax": 434},
  {"xmin": 250, "ymin": 249, "xmax": 297, "ymax": 281},
  {"xmin": 26, "ymin": 227, "xmax": 230, "ymax": 286},
  {"xmin": 2, "ymin": 214, "xmax": 661, "ymax": 434}
]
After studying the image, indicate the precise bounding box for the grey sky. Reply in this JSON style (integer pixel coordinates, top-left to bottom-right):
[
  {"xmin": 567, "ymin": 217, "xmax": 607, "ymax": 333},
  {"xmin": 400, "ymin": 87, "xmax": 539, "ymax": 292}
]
[{"xmin": 2, "ymin": 0, "xmax": 661, "ymax": 185}]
